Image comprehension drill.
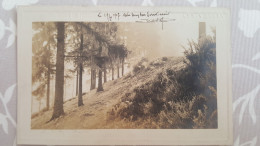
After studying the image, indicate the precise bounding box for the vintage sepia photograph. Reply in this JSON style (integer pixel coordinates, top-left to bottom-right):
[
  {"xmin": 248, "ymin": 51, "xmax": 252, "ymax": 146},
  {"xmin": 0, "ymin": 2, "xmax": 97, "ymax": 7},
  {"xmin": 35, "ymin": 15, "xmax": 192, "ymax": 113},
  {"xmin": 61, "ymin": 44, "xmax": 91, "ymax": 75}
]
[
  {"xmin": 31, "ymin": 21, "xmax": 217, "ymax": 129},
  {"xmin": 17, "ymin": 6, "xmax": 232, "ymax": 145}
]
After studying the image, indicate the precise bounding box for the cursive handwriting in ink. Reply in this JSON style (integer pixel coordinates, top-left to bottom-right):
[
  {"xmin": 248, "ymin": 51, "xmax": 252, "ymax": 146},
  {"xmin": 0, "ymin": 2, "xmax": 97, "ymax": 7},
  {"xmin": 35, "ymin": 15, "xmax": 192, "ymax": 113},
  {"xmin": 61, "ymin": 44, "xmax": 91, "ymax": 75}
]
[
  {"xmin": 97, "ymin": 11, "xmax": 175, "ymax": 29},
  {"xmin": 137, "ymin": 17, "xmax": 176, "ymax": 30}
]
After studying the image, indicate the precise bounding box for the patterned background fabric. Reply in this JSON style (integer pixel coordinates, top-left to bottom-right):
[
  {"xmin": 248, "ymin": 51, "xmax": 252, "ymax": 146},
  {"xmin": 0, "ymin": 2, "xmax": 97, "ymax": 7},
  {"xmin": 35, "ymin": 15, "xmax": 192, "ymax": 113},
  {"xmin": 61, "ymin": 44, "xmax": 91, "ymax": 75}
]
[{"xmin": 0, "ymin": 0, "xmax": 259, "ymax": 145}]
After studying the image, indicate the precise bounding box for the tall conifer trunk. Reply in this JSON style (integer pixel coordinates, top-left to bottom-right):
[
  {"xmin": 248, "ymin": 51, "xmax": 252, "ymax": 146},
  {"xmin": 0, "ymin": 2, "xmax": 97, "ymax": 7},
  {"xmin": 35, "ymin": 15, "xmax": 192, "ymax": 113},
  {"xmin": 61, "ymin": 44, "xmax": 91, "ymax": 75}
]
[
  {"xmin": 78, "ymin": 62, "xmax": 83, "ymax": 106},
  {"xmin": 90, "ymin": 56, "xmax": 96, "ymax": 90},
  {"xmin": 46, "ymin": 63, "xmax": 50, "ymax": 110},
  {"xmin": 97, "ymin": 69, "xmax": 103, "ymax": 91},
  {"xmin": 93, "ymin": 69, "xmax": 96, "ymax": 88},
  {"xmin": 112, "ymin": 67, "xmax": 114, "ymax": 80},
  {"xmin": 90, "ymin": 69, "xmax": 94, "ymax": 90},
  {"xmin": 78, "ymin": 33, "xmax": 84, "ymax": 107},
  {"xmin": 76, "ymin": 69, "xmax": 78, "ymax": 96},
  {"xmin": 122, "ymin": 58, "xmax": 124, "ymax": 76},
  {"xmin": 51, "ymin": 22, "xmax": 65, "ymax": 120},
  {"xmin": 97, "ymin": 44, "xmax": 104, "ymax": 92},
  {"xmin": 117, "ymin": 64, "xmax": 120, "ymax": 79},
  {"xmin": 104, "ymin": 66, "xmax": 107, "ymax": 83}
]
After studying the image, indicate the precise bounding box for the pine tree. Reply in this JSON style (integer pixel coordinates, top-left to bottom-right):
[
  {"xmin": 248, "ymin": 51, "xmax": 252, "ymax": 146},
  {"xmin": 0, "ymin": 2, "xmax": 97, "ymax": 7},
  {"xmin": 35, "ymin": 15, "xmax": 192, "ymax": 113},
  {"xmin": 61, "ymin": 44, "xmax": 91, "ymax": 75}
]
[
  {"xmin": 78, "ymin": 32, "xmax": 84, "ymax": 106},
  {"xmin": 32, "ymin": 22, "xmax": 56, "ymax": 111},
  {"xmin": 51, "ymin": 22, "xmax": 65, "ymax": 120}
]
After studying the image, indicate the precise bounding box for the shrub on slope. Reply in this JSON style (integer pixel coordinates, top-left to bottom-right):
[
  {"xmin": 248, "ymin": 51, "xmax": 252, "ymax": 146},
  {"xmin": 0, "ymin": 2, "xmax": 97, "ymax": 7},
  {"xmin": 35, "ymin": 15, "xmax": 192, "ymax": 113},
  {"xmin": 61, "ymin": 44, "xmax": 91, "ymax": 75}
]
[{"xmin": 110, "ymin": 35, "xmax": 217, "ymax": 129}]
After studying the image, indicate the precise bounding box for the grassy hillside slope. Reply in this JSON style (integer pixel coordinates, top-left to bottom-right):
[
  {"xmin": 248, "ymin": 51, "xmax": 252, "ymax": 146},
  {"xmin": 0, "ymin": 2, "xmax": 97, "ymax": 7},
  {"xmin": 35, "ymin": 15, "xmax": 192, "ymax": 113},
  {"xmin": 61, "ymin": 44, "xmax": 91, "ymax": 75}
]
[
  {"xmin": 31, "ymin": 57, "xmax": 184, "ymax": 129},
  {"xmin": 32, "ymin": 35, "xmax": 217, "ymax": 129}
]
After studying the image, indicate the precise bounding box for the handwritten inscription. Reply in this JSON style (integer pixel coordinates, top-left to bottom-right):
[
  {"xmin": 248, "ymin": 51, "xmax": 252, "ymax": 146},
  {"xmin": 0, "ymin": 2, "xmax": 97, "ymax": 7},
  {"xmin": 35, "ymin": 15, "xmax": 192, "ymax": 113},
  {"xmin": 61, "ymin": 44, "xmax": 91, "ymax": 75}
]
[{"xmin": 97, "ymin": 11, "xmax": 175, "ymax": 29}]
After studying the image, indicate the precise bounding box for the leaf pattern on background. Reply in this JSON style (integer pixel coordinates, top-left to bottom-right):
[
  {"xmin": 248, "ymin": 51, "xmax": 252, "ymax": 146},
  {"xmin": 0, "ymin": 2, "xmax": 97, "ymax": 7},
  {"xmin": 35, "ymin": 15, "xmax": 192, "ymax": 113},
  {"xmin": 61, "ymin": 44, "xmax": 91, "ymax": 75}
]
[
  {"xmin": 210, "ymin": 0, "xmax": 217, "ymax": 7},
  {"xmin": 0, "ymin": 19, "xmax": 5, "ymax": 40},
  {"xmin": 2, "ymin": 84, "xmax": 16, "ymax": 104},
  {"xmin": 0, "ymin": 84, "xmax": 16, "ymax": 135},
  {"xmin": 6, "ymin": 32, "xmax": 15, "ymax": 48},
  {"xmin": 91, "ymin": 0, "xmax": 97, "ymax": 5},
  {"xmin": 234, "ymin": 136, "xmax": 257, "ymax": 146},
  {"xmin": 252, "ymin": 52, "xmax": 260, "ymax": 61},
  {"xmin": 0, "ymin": 113, "xmax": 8, "ymax": 134},
  {"xmin": 0, "ymin": 18, "xmax": 16, "ymax": 48},
  {"xmin": 186, "ymin": 0, "xmax": 217, "ymax": 7},
  {"xmin": 238, "ymin": 9, "xmax": 260, "ymax": 38},
  {"xmin": 186, "ymin": 0, "xmax": 204, "ymax": 6},
  {"xmin": 233, "ymin": 64, "xmax": 260, "ymax": 74},
  {"xmin": 142, "ymin": 0, "xmax": 154, "ymax": 6},
  {"xmin": 233, "ymin": 61, "xmax": 260, "ymax": 125},
  {"xmin": 2, "ymin": 0, "xmax": 38, "ymax": 10},
  {"xmin": 233, "ymin": 84, "xmax": 260, "ymax": 125},
  {"xmin": 5, "ymin": 18, "xmax": 16, "ymax": 48},
  {"xmin": 13, "ymin": 136, "xmax": 16, "ymax": 146}
]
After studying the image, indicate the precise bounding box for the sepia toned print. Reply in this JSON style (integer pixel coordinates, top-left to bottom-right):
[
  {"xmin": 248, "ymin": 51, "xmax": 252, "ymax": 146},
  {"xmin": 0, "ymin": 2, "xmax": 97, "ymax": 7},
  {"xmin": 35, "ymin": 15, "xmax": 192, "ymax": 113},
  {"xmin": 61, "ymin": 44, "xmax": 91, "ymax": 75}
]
[
  {"xmin": 17, "ymin": 6, "xmax": 232, "ymax": 145},
  {"xmin": 31, "ymin": 21, "xmax": 217, "ymax": 129}
]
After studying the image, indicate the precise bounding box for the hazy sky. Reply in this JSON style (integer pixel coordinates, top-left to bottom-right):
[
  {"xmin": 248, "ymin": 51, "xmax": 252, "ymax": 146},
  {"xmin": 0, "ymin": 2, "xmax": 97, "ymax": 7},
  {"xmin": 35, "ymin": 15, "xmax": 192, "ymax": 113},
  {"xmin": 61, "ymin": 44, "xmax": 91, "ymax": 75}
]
[
  {"xmin": 119, "ymin": 21, "xmax": 215, "ymax": 58},
  {"xmin": 159, "ymin": 21, "xmax": 215, "ymax": 57}
]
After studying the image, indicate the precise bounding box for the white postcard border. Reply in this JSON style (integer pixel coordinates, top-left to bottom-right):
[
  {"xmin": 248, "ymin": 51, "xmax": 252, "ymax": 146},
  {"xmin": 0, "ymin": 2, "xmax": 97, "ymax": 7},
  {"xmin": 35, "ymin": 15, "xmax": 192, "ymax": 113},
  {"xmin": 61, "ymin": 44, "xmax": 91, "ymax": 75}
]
[{"xmin": 17, "ymin": 6, "xmax": 232, "ymax": 145}]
